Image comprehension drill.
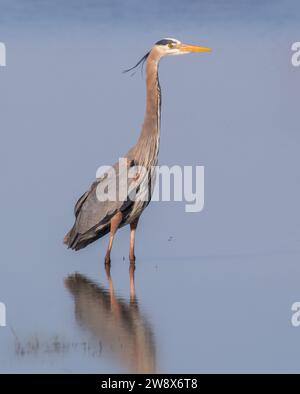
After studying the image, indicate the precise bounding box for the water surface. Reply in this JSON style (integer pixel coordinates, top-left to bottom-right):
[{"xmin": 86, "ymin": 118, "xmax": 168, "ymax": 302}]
[{"xmin": 0, "ymin": 0, "xmax": 300, "ymax": 373}]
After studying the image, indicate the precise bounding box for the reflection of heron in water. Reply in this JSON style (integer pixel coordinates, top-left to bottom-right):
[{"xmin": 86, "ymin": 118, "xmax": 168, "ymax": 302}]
[{"xmin": 65, "ymin": 264, "xmax": 156, "ymax": 373}]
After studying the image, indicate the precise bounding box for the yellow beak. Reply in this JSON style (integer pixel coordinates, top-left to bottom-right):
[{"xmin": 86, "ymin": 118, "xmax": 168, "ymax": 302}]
[{"xmin": 179, "ymin": 43, "xmax": 212, "ymax": 53}]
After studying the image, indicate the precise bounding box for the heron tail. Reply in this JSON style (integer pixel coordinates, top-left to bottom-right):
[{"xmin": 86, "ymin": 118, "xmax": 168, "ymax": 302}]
[
  {"xmin": 63, "ymin": 226, "xmax": 78, "ymax": 248},
  {"xmin": 63, "ymin": 229, "xmax": 72, "ymax": 246},
  {"xmin": 63, "ymin": 225, "xmax": 110, "ymax": 251}
]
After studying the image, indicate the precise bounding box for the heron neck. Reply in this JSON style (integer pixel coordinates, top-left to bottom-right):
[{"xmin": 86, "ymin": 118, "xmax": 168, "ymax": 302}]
[{"xmin": 135, "ymin": 51, "xmax": 161, "ymax": 166}]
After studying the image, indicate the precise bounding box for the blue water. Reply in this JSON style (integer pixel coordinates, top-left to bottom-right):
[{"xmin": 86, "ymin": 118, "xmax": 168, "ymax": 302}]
[{"xmin": 0, "ymin": 0, "xmax": 300, "ymax": 373}]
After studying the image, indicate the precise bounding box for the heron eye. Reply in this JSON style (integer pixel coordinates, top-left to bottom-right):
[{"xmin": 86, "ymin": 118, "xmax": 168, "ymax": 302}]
[{"xmin": 168, "ymin": 43, "xmax": 174, "ymax": 49}]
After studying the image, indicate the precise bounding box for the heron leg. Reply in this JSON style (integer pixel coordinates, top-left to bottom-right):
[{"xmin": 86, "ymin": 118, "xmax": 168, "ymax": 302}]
[
  {"xmin": 129, "ymin": 219, "xmax": 139, "ymax": 263},
  {"xmin": 129, "ymin": 262, "xmax": 136, "ymax": 303},
  {"xmin": 105, "ymin": 211, "xmax": 123, "ymax": 265}
]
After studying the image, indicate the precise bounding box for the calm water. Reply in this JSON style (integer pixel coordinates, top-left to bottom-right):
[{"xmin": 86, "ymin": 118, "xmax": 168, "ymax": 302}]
[{"xmin": 0, "ymin": 0, "xmax": 300, "ymax": 373}]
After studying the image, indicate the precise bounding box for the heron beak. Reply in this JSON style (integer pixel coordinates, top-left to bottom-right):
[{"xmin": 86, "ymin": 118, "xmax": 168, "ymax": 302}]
[{"xmin": 179, "ymin": 43, "xmax": 212, "ymax": 53}]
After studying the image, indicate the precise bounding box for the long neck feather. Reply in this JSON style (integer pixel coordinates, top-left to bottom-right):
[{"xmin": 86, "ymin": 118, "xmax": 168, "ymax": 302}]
[{"xmin": 134, "ymin": 50, "xmax": 161, "ymax": 167}]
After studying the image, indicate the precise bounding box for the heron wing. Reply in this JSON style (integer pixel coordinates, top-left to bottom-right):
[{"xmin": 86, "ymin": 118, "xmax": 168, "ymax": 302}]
[{"xmin": 65, "ymin": 160, "xmax": 137, "ymax": 250}]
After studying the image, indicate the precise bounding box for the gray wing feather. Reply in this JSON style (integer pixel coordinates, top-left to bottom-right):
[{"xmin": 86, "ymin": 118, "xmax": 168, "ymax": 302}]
[
  {"xmin": 65, "ymin": 158, "xmax": 137, "ymax": 249},
  {"xmin": 76, "ymin": 161, "xmax": 133, "ymax": 233}
]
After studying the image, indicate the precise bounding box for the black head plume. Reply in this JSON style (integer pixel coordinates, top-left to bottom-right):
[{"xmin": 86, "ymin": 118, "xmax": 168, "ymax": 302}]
[
  {"xmin": 123, "ymin": 51, "xmax": 150, "ymax": 76},
  {"xmin": 155, "ymin": 39, "xmax": 177, "ymax": 46}
]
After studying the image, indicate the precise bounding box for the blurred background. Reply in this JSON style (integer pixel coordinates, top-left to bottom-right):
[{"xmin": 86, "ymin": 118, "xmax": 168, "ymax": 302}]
[{"xmin": 0, "ymin": 0, "xmax": 299, "ymax": 373}]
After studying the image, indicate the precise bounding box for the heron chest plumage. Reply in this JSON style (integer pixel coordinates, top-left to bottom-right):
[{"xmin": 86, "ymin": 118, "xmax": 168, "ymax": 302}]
[{"xmin": 125, "ymin": 52, "xmax": 162, "ymax": 223}]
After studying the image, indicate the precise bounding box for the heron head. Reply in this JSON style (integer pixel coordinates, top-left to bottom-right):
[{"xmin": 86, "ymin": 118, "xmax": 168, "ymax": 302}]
[
  {"xmin": 123, "ymin": 38, "xmax": 211, "ymax": 74},
  {"xmin": 154, "ymin": 38, "xmax": 211, "ymax": 57}
]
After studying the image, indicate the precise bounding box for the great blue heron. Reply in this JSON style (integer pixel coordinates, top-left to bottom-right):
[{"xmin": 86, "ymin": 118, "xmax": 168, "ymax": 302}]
[{"xmin": 64, "ymin": 38, "xmax": 211, "ymax": 263}]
